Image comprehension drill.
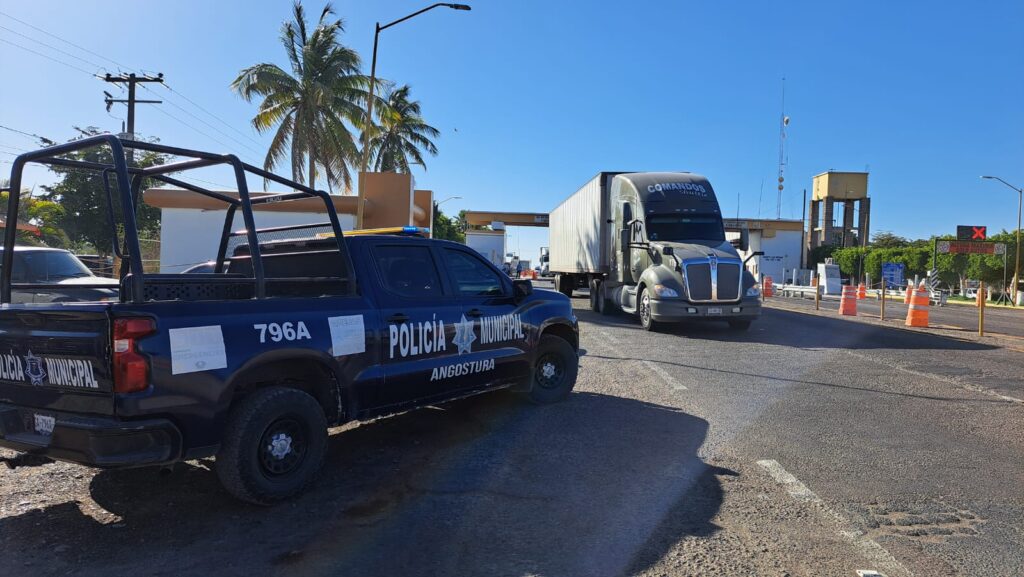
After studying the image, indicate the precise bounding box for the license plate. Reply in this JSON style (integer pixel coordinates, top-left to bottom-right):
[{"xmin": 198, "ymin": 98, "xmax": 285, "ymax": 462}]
[
  {"xmin": 707, "ymin": 307, "xmax": 722, "ymax": 315},
  {"xmin": 34, "ymin": 414, "xmax": 55, "ymax": 436}
]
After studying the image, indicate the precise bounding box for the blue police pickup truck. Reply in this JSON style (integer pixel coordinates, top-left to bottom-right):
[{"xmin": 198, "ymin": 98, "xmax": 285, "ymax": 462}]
[{"xmin": 0, "ymin": 137, "xmax": 579, "ymax": 503}]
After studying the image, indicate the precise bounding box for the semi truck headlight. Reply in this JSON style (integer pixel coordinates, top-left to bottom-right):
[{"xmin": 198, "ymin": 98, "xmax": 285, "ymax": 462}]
[
  {"xmin": 653, "ymin": 284, "xmax": 679, "ymax": 298},
  {"xmin": 746, "ymin": 285, "xmax": 761, "ymax": 297}
]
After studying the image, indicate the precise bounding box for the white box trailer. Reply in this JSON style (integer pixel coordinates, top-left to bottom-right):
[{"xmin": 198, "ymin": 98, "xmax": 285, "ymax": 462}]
[
  {"xmin": 465, "ymin": 230, "xmax": 505, "ymax": 267},
  {"xmin": 548, "ymin": 172, "xmax": 620, "ymax": 275}
]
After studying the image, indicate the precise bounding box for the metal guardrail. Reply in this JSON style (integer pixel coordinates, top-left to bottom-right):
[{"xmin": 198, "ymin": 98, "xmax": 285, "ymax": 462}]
[{"xmin": 775, "ymin": 284, "xmax": 947, "ymax": 306}]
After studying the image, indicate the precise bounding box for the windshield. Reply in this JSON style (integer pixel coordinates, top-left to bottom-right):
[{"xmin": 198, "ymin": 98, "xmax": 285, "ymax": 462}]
[
  {"xmin": 12, "ymin": 251, "xmax": 94, "ymax": 282},
  {"xmin": 645, "ymin": 214, "xmax": 725, "ymax": 242}
]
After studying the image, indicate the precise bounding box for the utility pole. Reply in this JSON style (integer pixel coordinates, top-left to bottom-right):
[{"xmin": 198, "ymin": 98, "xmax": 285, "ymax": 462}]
[{"xmin": 103, "ymin": 72, "xmax": 164, "ymax": 164}]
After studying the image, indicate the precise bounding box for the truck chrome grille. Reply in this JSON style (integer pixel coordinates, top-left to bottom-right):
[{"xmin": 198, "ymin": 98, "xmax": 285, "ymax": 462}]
[{"xmin": 683, "ymin": 257, "xmax": 743, "ymax": 303}]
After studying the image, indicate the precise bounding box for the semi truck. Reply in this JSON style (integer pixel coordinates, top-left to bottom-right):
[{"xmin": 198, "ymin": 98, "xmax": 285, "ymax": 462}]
[{"xmin": 549, "ymin": 172, "xmax": 761, "ymax": 331}]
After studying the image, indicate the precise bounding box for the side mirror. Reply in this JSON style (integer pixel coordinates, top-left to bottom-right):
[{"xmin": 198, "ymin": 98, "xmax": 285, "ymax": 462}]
[
  {"xmin": 743, "ymin": 250, "xmax": 764, "ymax": 266},
  {"xmin": 730, "ymin": 228, "xmax": 750, "ymax": 252},
  {"xmin": 662, "ymin": 246, "xmax": 674, "ymax": 256},
  {"xmin": 512, "ymin": 279, "xmax": 533, "ymax": 301}
]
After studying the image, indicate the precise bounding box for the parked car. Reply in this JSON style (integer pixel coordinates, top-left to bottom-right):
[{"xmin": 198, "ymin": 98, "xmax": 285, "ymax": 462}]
[{"xmin": 0, "ymin": 246, "xmax": 118, "ymax": 303}]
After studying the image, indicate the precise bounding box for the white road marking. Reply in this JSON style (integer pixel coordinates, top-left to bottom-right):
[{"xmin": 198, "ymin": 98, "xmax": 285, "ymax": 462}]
[
  {"xmin": 642, "ymin": 360, "xmax": 688, "ymax": 390},
  {"xmin": 757, "ymin": 460, "xmax": 912, "ymax": 577}
]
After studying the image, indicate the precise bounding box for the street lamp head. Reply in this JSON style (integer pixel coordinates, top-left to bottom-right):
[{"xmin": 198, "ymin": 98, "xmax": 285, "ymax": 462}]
[
  {"xmin": 981, "ymin": 175, "xmax": 995, "ymax": 180},
  {"xmin": 446, "ymin": 4, "xmax": 472, "ymax": 10}
]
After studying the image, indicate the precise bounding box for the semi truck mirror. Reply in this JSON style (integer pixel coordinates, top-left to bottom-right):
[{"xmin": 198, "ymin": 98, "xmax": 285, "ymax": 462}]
[{"xmin": 730, "ymin": 228, "xmax": 750, "ymax": 252}]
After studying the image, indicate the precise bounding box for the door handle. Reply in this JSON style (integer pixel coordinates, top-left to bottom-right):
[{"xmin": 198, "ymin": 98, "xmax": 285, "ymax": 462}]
[
  {"xmin": 467, "ymin": 309, "xmax": 484, "ymax": 318},
  {"xmin": 387, "ymin": 313, "xmax": 409, "ymax": 323}
]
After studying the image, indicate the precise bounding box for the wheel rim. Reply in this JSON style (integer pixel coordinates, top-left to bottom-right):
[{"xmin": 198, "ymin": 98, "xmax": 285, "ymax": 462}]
[
  {"xmin": 535, "ymin": 352, "xmax": 566, "ymax": 389},
  {"xmin": 640, "ymin": 292, "xmax": 651, "ymax": 326},
  {"xmin": 258, "ymin": 417, "xmax": 307, "ymax": 477}
]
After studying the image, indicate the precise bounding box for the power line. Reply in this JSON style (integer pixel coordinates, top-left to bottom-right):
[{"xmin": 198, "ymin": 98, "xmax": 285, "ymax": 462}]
[
  {"xmin": 140, "ymin": 84, "xmax": 264, "ymax": 155},
  {"xmin": 0, "ymin": 37, "xmax": 100, "ymax": 77},
  {"xmin": 0, "ymin": 143, "xmax": 30, "ymax": 153},
  {"xmin": 0, "ymin": 10, "xmax": 132, "ymax": 70},
  {"xmin": 0, "ymin": 124, "xmax": 50, "ymax": 142},
  {"xmin": 0, "ymin": 23, "xmax": 108, "ymax": 71},
  {"xmin": 162, "ymin": 83, "xmax": 265, "ymax": 147},
  {"xmin": 145, "ymin": 104, "xmax": 261, "ymax": 165}
]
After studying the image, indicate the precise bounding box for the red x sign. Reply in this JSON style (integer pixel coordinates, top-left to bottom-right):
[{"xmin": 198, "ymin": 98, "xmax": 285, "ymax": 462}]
[{"xmin": 957, "ymin": 225, "xmax": 987, "ymax": 240}]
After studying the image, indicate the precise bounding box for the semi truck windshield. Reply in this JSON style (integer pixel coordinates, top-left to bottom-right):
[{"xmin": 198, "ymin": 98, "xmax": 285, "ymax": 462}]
[{"xmin": 646, "ymin": 214, "xmax": 725, "ymax": 242}]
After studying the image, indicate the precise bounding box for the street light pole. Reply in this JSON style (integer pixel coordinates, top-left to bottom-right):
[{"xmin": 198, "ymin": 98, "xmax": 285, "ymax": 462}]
[
  {"xmin": 357, "ymin": 3, "xmax": 471, "ymax": 229},
  {"xmin": 981, "ymin": 176, "xmax": 1023, "ymax": 305}
]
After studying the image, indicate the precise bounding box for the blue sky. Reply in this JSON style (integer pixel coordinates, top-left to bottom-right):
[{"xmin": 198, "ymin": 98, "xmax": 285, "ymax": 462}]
[{"xmin": 1, "ymin": 0, "xmax": 1022, "ymax": 264}]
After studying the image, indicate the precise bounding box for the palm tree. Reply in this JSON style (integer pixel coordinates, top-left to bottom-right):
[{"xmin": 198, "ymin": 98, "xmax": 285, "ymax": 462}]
[
  {"xmin": 368, "ymin": 84, "xmax": 440, "ymax": 173},
  {"xmin": 231, "ymin": 2, "xmax": 369, "ymax": 191}
]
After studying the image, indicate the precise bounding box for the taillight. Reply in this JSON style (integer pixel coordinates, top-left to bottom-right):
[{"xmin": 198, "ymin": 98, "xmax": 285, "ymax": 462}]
[{"xmin": 113, "ymin": 317, "xmax": 156, "ymax": 393}]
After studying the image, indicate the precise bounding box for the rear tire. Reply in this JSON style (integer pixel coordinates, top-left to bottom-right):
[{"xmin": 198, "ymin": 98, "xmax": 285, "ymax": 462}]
[
  {"xmin": 556, "ymin": 274, "xmax": 574, "ymax": 298},
  {"xmin": 589, "ymin": 278, "xmax": 601, "ymax": 312},
  {"xmin": 728, "ymin": 320, "xmax": 752, "ymax": 331},
  {"xmin": 215, "ymin": 386, "xmax": 327, "ymax": 505},
  {"xmin": 525, "ymin": 335, "xmax": 578, "ymax": 404}
]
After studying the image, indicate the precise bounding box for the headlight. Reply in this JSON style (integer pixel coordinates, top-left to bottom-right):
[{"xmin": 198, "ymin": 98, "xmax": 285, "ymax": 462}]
[
  {"xmin": 653, "ymin": 284, "xmax": 679, "ymax": 298},
  {"xmin": 746, "ymin": 285, "xmax": 761, "ymax": 297}
]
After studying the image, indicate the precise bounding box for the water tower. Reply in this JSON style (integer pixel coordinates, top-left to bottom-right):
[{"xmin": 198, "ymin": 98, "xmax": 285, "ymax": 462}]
[{"xmin": 807, "ymin": 170, "xmax": 870, "ymax": 251}]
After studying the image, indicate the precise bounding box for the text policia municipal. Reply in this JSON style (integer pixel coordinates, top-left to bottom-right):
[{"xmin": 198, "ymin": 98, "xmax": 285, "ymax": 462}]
[{"xmin": 389, "ymin": 313, "xmax": 526, "ymax": 359}]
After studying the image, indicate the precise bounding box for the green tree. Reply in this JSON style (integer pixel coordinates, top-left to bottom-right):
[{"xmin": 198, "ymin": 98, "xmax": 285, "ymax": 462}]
[
  {"xmin": 432, "ymin": 204, "xmax": 464, "ymax": 243},
  {"xmin": 0, "ymin": 186, "xmax": 67, "ymax": 247},
  {"xmin": 870, "ymin": 230, "xmax": 909, "ymax": 248},
  {"xmin": 232, "ymin": 1, "xmax": 371, "ymax": 191},
  {"xmin": 368, "ymin": 83, "xmax": 439, "ymax": 173},
  {"xmin": 38, "ymin": 127, "xmax": 167, "ymax": 255}
]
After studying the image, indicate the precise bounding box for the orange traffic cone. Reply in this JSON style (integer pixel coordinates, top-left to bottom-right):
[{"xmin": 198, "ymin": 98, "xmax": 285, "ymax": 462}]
[
  {"xmin": 903, "ymin": 281, "xmax": 913, "ymax": 304},
  {"xmin": 857, "ymin": 283, "xmax": 867, "ymax": 300},
  {"xmin": 763, "ymin": 276, "xmax": 774, "ymax": 298},
  {"xmin": 905, "ymin": 282, "xmax": 930, "ymax": 327},
  {"xmin": 839, "ymin": 285, "xmax": 858, "ymax": 316}
]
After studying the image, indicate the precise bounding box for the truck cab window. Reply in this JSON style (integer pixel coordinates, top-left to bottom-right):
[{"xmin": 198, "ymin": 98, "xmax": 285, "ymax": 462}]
[
  {"xmin": 646, "ymin": 214, "xmax": 725, "ymax": 242},
  {"xmin": 443, "ymin": 249, "xmax": 505, "ymax": 296},
  {"xmin": 373, "ymin": 245, "xmax": 443, "ymax": 299}
]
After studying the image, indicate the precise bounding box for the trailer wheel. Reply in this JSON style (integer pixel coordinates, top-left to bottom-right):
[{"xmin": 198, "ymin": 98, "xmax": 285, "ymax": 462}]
[
  {"xmin": 638, "ymin": 287, "xmax": 660, "ymax": 331},
  {"xmin": 215, "ymin": 386, "xmax": 327, "ymax": 505},
  {"xmin": 589, "ymin": 278, "xmax": 601, "ymax": 312},
  {"xmin": 525, "ymin": 335, "xmax": 578, "ymax": 404},
  {"xmin": 556, "ymin": 274, "xmax": 574, "ymax": 298}
]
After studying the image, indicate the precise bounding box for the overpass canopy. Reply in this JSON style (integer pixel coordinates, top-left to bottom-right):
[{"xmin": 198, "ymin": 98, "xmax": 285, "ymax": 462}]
[{"xmin": 464, "ymin": 211, "xmax": 549, "ymax": 228}]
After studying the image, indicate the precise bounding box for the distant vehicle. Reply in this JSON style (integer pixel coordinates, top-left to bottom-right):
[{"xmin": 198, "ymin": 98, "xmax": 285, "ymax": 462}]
[
  {"xmin": 549, "ymin": 172, "xmax": 761, "ymax": 331},
  {"xmin": 0, "ymin": 246, "xmax": 118, "ymax": 303},
  {"xmin": 964, "ymin": 288, "xmax": 978, "ymax": 299},
  {"xmin": 183, "ymin": 261, "xmax": 217, "ymax": 274},
  {"xmin": 74, "ymin": 254, "xmax": 115, "ymax": 278}
]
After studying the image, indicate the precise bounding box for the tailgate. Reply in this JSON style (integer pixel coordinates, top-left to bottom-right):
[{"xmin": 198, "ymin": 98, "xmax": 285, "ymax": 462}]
[{"xmin": 0, "ymin": 305, "xmax": 113, "ymax": 415}]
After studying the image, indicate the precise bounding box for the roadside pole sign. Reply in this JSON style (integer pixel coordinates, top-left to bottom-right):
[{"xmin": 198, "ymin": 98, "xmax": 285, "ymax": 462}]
[
  {"xmin": 881, "ymin": 262, "xmax": 905, "ymax": 288},
  {"xmin": 936, "ymin": 240, "xmax": 1006, "ymax": 255},
  {"xmin": 956, "ymin": 225, "xmax": 987, "ymax": 240},
  {"xmin": 926, "ymin": 268, "xmax": 941, "ymax": 291}
]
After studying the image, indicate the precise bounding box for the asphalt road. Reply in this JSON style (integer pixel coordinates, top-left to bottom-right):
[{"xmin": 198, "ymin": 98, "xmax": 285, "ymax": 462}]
[{"xmin": 1, "ymin": 290, "xmax": 1022, "ymax": 576}]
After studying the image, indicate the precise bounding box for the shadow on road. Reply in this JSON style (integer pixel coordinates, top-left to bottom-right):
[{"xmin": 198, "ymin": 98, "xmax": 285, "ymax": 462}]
[
  {"xmin": 1, "ymin": 392, "xmax": 725, "ymax": 576},
  {"xmin": 575, "ymin": 304, "xmax": 999, "ymax": 351}
]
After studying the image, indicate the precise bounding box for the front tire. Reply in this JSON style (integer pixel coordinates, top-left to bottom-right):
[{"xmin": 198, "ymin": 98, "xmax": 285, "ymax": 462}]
[
  {"xmin": 589, "ymin": 278, "xmax": 601, "ymax": 312},
  {"xmin": 215, "ymin": 386, "xmax": 328, "ymax": 505},
  {"xmin": 638, "ymin": 287, "xmax": 660, "ymax": 331},
  {"xmin": 525, "ymin": 335, "xmax": 578, "ymax": 404},
  {"xmin": 556, "ymin": 274, "xmax": 574, "ymax": 298}
]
